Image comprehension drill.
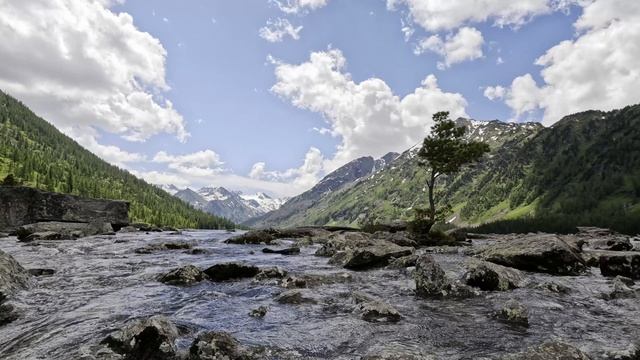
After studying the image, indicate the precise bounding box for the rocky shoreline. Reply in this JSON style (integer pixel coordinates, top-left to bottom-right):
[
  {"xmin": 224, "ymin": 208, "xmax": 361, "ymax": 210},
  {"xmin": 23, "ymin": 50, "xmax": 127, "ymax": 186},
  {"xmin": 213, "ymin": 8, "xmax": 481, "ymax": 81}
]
[{"xmin": 1, "ymin": 222, "xmax": 639, "ymax": 359}]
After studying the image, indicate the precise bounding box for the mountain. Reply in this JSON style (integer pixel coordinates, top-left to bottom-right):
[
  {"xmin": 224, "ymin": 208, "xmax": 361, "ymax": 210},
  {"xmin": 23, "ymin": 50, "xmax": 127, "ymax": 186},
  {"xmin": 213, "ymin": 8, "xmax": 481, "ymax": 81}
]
[
  {"xmin": 0, "ymin": 91, "xmax": 234, "ymax": 229},
  {"xmin": 244, "ymin": 152, "xmax": 400, "ymax": 227},
  {"xmin": 251, "ymin": 106, "xmax": 640, "ymax": 233},
  {"xmin": 173, "ymin": 186, "xmax": 287, "ymax": 223}
]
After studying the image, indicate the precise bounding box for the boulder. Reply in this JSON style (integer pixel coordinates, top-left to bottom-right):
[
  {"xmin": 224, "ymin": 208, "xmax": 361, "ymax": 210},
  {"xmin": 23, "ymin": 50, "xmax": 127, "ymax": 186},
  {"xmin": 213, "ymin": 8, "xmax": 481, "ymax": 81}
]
[
  {"xmin": 329, "ymin": 242, "xmax": 413, "ymax": 270},
  {"xmin": 476, "ymin": 234, "xmax": 586, "ymax": 275},
  {"xmin": 414, "ymin": 255, "xmax": 477, "ymax": 299},
  {"xmin": 101, "ymin": 315, "xmax": 179, "ymax": 360},
  {"xmin": 503, "ymin": 341, "xmax": 591, "ymax": 360},
  {"xmin": 493, "ymin": 300, "xmax": 529, "ymax": 327},
  {"xmin": 261, "ymin": 247, "xmax": 300, "ymax": 255},
  {"xmin": 463, "ymin": 259, "xmax": 525, "ymax": 291},
  {"xmin": 158, "ymin": 265, "xmax": 207, "ymax": 286},
  {"xmin": 355, "ymin": 300, "xmax": 402, "ymax": 323},
  {"xmin": 188, "ymin": 331, "xmax": 255, "ymax": 360},
  {"xmin": 0, "ymin": 186, "xmax": 129, "ymax": 231},
  {"xmin": 203, "ymin": 263, "xmax": 260, "ymax": 282},
  {"xmin": 0, "ymin": 303, "xmax": 19, "ymax": 326},
  {"xmin": 315, "ymin": 231, "xmax": 373, "ymax": 257},
  {"xmin": 16, "ymin": 220, "xmax": 113, "ymax": 241},
  {"xmin": 372, "ymin": 231, "xmax": 418, "ymax": 247},
  {"xmin": 0, "ymin": 249, "xmax": 30, "ymax": 296},
  {"xmin": 599, "ymin": 252, "xmax": 640, "ymax": 279},
  {"xmin": 275, "ymin": 289, "xmax": 317, "ymax": 305},
  {"xmin": 387, "ymin": 254, "xmax": 418, "ymax": 269}
]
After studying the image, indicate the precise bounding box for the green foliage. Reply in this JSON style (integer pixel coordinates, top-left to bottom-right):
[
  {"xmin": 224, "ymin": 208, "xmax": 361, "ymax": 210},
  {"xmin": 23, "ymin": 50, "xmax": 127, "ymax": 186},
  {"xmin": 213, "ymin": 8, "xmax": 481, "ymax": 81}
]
[
  {"xmin": 0, "ymin": 91, "xmax": 234, "ymax": 229},
  {"xmin": 407, "ymin": 219, "xmax": 434, "ymax": 241},
  {"xmin": 417, "ymin": 111, "xmax": 490, "ymax": 221}
]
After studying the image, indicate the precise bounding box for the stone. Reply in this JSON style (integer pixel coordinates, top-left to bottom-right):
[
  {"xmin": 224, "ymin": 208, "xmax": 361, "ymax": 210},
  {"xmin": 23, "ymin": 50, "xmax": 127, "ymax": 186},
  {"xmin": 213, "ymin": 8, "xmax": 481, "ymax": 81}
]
[
  {"xmin": 387, "ymin": 254, "xmax": 418, "ymax": 269},
  {"xmin": 275, "ymin": 289, "xmax": 317, "ymax": 305},
  {"xmin": 135, "ymin": 242, "xmax": 192, "ymax": 254},
  {"xmin": 0, "ymin": 249, "xmax": 30, "ymax": 297},
  {"xmin": 225, "ymin": 230, "xmax": 276, "ymax": 245},
  {"xmin": 16, "ymin": 220, "xmax": 113, "ymax": 241},
  {"xmin": 158, "ymin": 265, "xmax": 207, "ymax": 286},
  {"xmin": 414, "ymin": 255, "xmax": 477, "ymax": 299},
  {"xmin": 463, "ymin": 259, "xmax": 525, "ymax": 291},
  {"xmin": 261, "ymin": 247, "xmax": 301, "ymax": 255},
  {"xmin": 22, "ymin": 231, "xmax": 71, "ymax": 242},
  {"xmin": 27, "ymin": 268, "xmax": 55, "ymax": 276},
  {"xmin": 372, "ymin": 231, "xmax": 418, "ymax": 247},
  {"xmin": 249, "ymin": 306, "xmax": 268, "ymax": 318},
  {"xmin": 476, "ymin": 233, "xmax": 586, "ymax": 275},
  {"xmin": 329, "ymin": 243, "xmax": 413, "ymax": 270},
  {"xmin": 0, "ymin": 303, "xmax": 19, "ymax": 326},
  {"xmin": 188, "ymin": 331, "xmax": 255, "ymax": 360},
  {"xmin": 493, "ymin": 300, "xmax": 529, "ymax": 327},
  {"xmin": 254, "ymin": 267, "xmax": 288, "ymax": 280},
  {"xmin": 203, "ymin": 263, "xmax": 260, "ymax": 282},
  {"xmin": 604, "ymin": 276, "xmax": 638, "ymax": 300},
  {"xmin": 118, "ymin": 226, "xmax": 138, "ymax": 233},
  {"xmin": 0, "ymin": 186, "xmax": 129, "ymax": 231},
  {"xmin": 356, "ymin": 300, "xmax": 402, "ymax": 323},
  {"xmin": 599, "ymin": 252, "xmax": 640, "ymax": 279},
  {"xmin": 587, "ymin": 237, "xmax": 633, "ymax": 251},
  {"xmin": 101, "ymin": 315, "xmax": 179, "ymax": 360},
  {"xmin": 503, "ymin": 341, "xmax": 591, "ymax": 360}
]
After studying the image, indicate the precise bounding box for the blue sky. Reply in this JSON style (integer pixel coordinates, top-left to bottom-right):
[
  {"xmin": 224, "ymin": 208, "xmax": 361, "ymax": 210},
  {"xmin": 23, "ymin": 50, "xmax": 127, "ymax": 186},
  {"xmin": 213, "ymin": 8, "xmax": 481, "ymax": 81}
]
[{"xmin": 1, "ymin": 0, "xmax": 639, "ymax": 197}]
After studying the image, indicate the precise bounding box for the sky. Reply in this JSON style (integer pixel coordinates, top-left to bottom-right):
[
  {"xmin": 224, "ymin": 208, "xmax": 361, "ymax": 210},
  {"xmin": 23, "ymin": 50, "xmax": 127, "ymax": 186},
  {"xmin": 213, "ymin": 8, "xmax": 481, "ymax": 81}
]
[{"xmin": 1, "ymin": 0, "xmax": 639, "ymax": 197}]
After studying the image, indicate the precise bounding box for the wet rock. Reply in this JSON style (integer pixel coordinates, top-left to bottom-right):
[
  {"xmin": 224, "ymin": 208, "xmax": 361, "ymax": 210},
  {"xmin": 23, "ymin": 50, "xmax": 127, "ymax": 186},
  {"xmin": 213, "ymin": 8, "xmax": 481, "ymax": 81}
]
[
  {"xmin": 604, "ymin": 343, "xmax": 640, "ymax": 360},
  {"xmin": 261, "ymin": 247, "xmax": 300, "ymax": 255},
  {"xmin": 603, "ymin": 276, "xmax": 637, "ymax": 300},
  {"xmin": 534, "ymin": 282, "xmax": 571, "ymax": 294},
  {"xmin": 414, "ymin": 255, "xmax": 477, "ymax": 299},
  {"xmin": 189, "ymin": 331, "xmax": 256, "ymax": 360},
  {"xmin": 135, "ymin": 242, "xmax": 192, "ymax": 254},
  {"xmin": 27, "ymin": 268, "xmax": 55, "ymax": 276},
  {"xmin": 0, "ymin": 303, "xmax": 19, "ymax": 326},
  {"xmin": 280, "ymin": 276, "xmax": 309, "ymax": 289},
  {"xmin": 329, "ymin": 242, "xmax": 413, "ymax": 270},
  {"xmin": 476, "ymin": 233, "xmax": 586, "ymax": 275},
  {"xmin": 254, "ymin": 267, "xmax": 288, "ymax": 280},
  {"xmin": 463, "ymin": 259, "xmax": 525, "ymax": 291},
  {"xmin": 445, "ymin": 228, "xmax": 468, "ymax": 243},
  {"xmin": 0, "ymin": 249, "xmax": 30, "ymax": 296},
  {"xmin": 22, "ymin": 231, "xmax": 71, "ymax": 242},
  {"xmin": 101, "ymin": 315, "xmax": 179, "ymax": 360},
  {"xmin": 158, "ymin": 265, "xmax": 207, "ymax": 286},
  {"xmin": 118, "ymin": 226, "xmax": 138, "ymax": 233},
  {"xmin": 493, "ymin": 300, "xmax": 529, "ymax": 327},
  {"xmin": 355, "ymin": 300, "xmax": 402, "ymax": 323},
  {"xmin": 387, "ymin": 254, "xmax": 418, "ymax": 269},
  {"xmin": 203, "ymin": 263, "xmax": 260, "ymax": 282},
  {"xmin": 0, "ymin": 186, "xmax": 129, "ymax": 231},
  {"xmin": 372, "ymin": 231, "xmax": 418, "ymax": 247},
  {"xmin": 16, "ymin": 221, "xmax": 113, "ymax": 241},
  {"xmin": 503, "ymin": 341, "xmax": 591, "ymax": 360},
  {"xmin": 187, "ymin": 248, "xmax": 210, "ymax": 255},
  {"xmin": 0, "ymin": 232, "xmax": 9, "ymax": 238},
  {"xmin": 225, "ymin": 230, "xmax": 276, "ymax": 245},
  {"xmin": 275, "ymin": 289, "xmax": 317, "ymax": 305},
  {"xmin": 249, "ymin": 306, "xmax": 268, "ymax": 318},
  {"xmin": 315, "ymin": 231, "xmax": 372, "ymax": 257},
  {"xmin": 599, "ymin": 252, "xmax": 640, "ymax": 279},
  {"xmin": 588, "ymin": 237, "xmax": 633, "ymax": 251}
]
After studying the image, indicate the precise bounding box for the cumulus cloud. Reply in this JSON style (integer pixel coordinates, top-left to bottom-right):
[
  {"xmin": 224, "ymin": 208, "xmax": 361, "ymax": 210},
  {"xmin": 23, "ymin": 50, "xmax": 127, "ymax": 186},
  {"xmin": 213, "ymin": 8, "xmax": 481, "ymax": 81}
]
[
  {"xmin": 259, "ymin": 18, "xmax": 303, "ymax": 42},
  {"xmin": 488, "ymin": 0, "xmax": 640, "ymax": 125},
  {"xmin": 249, "ymin": 147, "xmax": 324, "ymax": 189},
  {"xmin": 483, "ymin": 85, "xmax": 506, "ymax": 101},
  {"xmin": 387, "ymin": 0, "xmax": 565, "ymax": 31},
  {"xmin": 271, "ymin": 49, "xmax": 468, "ymax": 171},
  {"xmin": 152, "ymin": 150, "xmax": 225, "ymax": 177},
  {"xmin": 269, "ymin": 0, "xmax": 329, "ymax": 14},
  {"xmin": 0, "ymin": 0, "xmax": 188, "ymax": 163},
  {"xmin": 415, "ymin": 27, "xmax": 484, "ymax": 69}
]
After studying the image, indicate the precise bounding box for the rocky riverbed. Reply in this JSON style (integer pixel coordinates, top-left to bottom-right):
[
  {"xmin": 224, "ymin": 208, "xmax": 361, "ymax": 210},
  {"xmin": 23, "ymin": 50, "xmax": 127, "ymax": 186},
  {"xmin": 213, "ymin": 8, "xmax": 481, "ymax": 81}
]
[{"xmin": 0, "ymin": 228, "xmax": 639, "ymax": 359}]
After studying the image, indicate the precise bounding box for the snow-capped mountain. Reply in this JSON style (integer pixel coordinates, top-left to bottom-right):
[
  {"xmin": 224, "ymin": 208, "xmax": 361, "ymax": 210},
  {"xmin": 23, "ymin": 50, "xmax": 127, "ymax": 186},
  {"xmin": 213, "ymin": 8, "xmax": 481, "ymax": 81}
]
[{"xmin": 169, "ymin": 186, "xmax": 287, "ymax": 223}]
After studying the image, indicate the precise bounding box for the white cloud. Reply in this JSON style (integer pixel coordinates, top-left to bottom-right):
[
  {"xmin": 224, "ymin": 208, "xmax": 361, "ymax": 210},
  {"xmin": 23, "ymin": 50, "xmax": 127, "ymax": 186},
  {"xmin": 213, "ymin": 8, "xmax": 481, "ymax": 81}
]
[
  {"xmin": 483, "ymin": 85, "xmax": 506, "ymax": 101},
  {"xmin": 152, "ymin": 150, "xmax": 225, "ymax": 176},
  {"xmin": 387, "ymin": 0, "xmax": 567, "ymax": 31},
  {"xmin": 271, "ymin": 49, "xmax": 468, "ymax": 171},
  {"xmin": 259, "ymin": 18, "xmax": 303, "ymax": 42},
  {"xmin": 270, "ymin": 0, "xmax": 329, "ymax": 14},
  {"xmin": 415, "ymin": 27, "xmax": 484, "ymax": 68},
  {"xmin": 0, "ymin": 0, "xmax": 188, "ymax": 160},
  {"xmin": 490, "ymin": 0, "xmax": 640, "ymax": 125},
  {"xmin": 249, "ymin": 147, "xmax": 324, "ymax": 189}
]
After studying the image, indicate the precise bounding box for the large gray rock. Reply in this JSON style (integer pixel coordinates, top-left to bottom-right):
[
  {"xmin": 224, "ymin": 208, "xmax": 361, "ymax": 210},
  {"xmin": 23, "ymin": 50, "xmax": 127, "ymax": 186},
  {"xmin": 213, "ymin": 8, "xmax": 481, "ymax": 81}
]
[
  {"xmin": 599, "ymin": 252, "xmax": 640, "ymax": 279},
  {"xmin": 355, "ymin": 300, "xmax": 402, "ymax": 323},
  {"xmin": 476, "ymin": 234, "xmax": 586, "ymax": 275},
  {"xmin": 16, "ymin": 220, "xmax": 114, "ymax": 241},
  {"xmin": 493, "ymin": 300, "xmax": 529, "ymax": 327},
  {"xmin": 0, "ymin": 249, "xmax": 30, "ymax": 297},
  {"xmin": 203, "ymin": 263, "xmax": 260, "ymax": 282},
  {"xmin": 329, "ymin": 243, "xmax": 413, "ymax": 270},
  {"xmin": 275, "ymin": 289, "xmax": 318, "ymax": 305},
  {"xmin": 414, "ymin": 255, "xmax": 477, "ymax": 299},
  {"xmin": 188, "ymin": 331, "xmax": 256, "ymax": 360},
  {"xmin": 502, "ymin": 341, "xmax": 591, "ymax": 360},
  {"xmin": 463, "ymin": 259, "xmax": 525, "ymax": 291},
  {"xmin": 0, "ymin": 186, "xmax": 129, "ymax": 231},
  {"xmin": 158, "ymin": 265, "xmax": 207, "ymax": 286},
  {"xmin": 101, "ymin": 315, "xmax": 179, "ymax": 360}
]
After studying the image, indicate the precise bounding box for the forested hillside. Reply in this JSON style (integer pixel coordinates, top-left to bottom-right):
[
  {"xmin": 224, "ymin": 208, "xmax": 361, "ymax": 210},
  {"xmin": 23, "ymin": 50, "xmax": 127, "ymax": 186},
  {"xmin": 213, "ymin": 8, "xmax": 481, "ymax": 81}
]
[
  {"xmin": 257, "ymin": 107, "xmax": 640, "ymax": 234},
  {"xmin": 0, "ymin": 91, "xmax": 234, "ymax": 229}
]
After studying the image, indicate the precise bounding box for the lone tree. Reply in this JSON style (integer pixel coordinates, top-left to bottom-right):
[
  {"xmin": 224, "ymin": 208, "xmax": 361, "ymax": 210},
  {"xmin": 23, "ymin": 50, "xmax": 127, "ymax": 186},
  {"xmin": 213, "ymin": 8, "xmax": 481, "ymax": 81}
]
[{"xmin": 417, "ymin": 111, "xmax": 490, "ymax": 223}]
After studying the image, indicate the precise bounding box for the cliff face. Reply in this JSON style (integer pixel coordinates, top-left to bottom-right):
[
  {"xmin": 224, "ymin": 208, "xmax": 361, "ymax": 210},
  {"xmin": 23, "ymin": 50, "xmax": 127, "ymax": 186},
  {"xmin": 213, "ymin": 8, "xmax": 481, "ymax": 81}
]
[{"xmin": 0, "ymin": 186, "xmax": 129, "ymax": 231}]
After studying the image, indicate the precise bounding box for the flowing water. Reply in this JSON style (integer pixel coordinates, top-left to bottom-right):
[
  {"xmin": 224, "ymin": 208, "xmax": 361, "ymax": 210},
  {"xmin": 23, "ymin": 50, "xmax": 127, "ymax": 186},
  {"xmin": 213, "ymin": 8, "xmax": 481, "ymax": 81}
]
[{"xmin": 0, "ymin": 230, "xmax": 638, "ymax": 359}]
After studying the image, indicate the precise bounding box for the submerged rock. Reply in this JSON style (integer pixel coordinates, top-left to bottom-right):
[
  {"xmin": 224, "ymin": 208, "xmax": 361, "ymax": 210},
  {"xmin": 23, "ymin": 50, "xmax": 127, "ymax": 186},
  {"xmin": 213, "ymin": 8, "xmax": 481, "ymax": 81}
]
[
  {"xmin": 158, "ymin": 265, "xmax": 207, "ymax": 286},
  {"xmin": 414, "ymin": 255, "xmax": 477, "ymax": 299},
  {"xmin": 203, "ymin": 263, "xmax": 260, "ymax": 282},
  {"xmin": 27, "ymin": 268, "xmax": 55, "ymax": 276},
  {"xmin": 275, "ymin": 289, "xmax": 318, "ymax": 305},
  {"xmin": 101, "ymin": 315, "xmax": 179, "ymax": 360},
  {"xmin": 249, "ymin": 306, "xmax": 268, "ymax": 318},
  {"xmin": 135, "ymin": 242, "xmax": 192, "ymax": 254},
  {"xmin": 493, "ymin": 300, "xmax": 529, "ymax": 327},
  {"xmin": 599, "ymin": 252, "xmax": 640, "ymax": 279},
  {"xmin": 503, "ymin": 341, "xmax": 591, "ymax": 360},
  {"xmin": 463, "ymin": 259, "xmax": 525, "ymax": 291},
  {"xmin": 355, "ymin": 300, "xmax": 402, "ymax": 323},
  {"xmin": 262, "ymin": 247, "xmax": 300, "ymax": 255},
  {"xmin": 0, "ymin": 303, "xmax": 19, "ymax": 326},
  {"xmin": 476, "ymin": 234, "xmax": 586, "ymax": 275}
]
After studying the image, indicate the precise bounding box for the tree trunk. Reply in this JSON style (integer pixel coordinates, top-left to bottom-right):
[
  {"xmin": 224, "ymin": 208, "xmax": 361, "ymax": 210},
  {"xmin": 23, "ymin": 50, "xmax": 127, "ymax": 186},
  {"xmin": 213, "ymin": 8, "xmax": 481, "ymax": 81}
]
[{"xmin": 428, "ymin": 171, "xmax": 436, "ymax": 222}]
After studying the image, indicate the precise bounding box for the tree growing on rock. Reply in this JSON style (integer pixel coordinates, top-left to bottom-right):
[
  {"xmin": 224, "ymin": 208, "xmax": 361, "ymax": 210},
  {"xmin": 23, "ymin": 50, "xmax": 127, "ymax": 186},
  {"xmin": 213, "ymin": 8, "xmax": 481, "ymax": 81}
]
[{"xmin": 417, "ymin": 111, "xmax": 490, "ymax": 223}]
